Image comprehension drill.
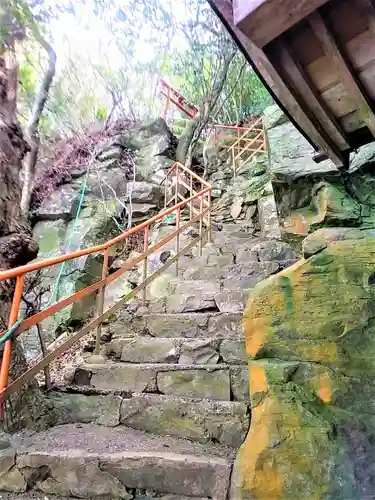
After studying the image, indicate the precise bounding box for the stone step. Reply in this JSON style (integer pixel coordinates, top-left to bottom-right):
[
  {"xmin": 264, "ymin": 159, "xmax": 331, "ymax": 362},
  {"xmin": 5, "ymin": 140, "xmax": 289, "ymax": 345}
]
[
  {"xmin": 68, "ymin": 362, "xmax": 249, "ymax": 402},
  {"xmin": 0, "ymin": 494, "xmax": 210, "ymax": 500},
  {"xmin": 213, "ymin": 224, "xmax": 252, "ymax": 235},
  {"xmin": 104, "ymin": 312, "xmax": 243, "ymax": 340},
  {"xmin": 165, "ymin": 288, "xmax": 251, "ymax": 314},
  {"xmin": 5, "ymin": 423, "xmax": 233, "ymax": 499},
  {"xmin": 49, "ymin": 391, "xmax": 249, "ymax": 447},
  {"xmin": 171, "ymin": 279, "xmax": 222, "ymax": 296},
  {"xmin": 209, "ymin": 234, "xmax": 298, "ymax": 262},
  {"xmin": 183, "ymin": 261, "xmax": 279, "ymax": 281},
  {"xmin": 106, "ymin": 337, "xmax": 247, "ymax": 365}
]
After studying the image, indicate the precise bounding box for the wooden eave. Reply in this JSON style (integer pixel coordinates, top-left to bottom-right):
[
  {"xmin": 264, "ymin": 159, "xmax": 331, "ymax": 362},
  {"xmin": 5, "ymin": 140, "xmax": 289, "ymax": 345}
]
[{"xmin": 208, "ymin": 0, "xmax": 375, "ymax": 168}]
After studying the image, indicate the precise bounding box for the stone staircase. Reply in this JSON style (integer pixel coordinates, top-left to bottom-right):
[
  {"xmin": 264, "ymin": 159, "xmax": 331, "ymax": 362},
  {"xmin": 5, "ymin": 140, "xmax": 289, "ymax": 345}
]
[{"xmin": 1, "ymin": 225, "xmax": 297, "ymax": 500}]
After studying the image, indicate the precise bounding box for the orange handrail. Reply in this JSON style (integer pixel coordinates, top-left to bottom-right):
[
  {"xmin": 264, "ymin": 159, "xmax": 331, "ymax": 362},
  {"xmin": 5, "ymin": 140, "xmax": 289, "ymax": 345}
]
[
  {"xmin": 0, "ymin": 162, "xmax": 212, "ymax": 409},
  {"xmin": 213, "ymin": 118, "xmax": 267, "ymax": 175}
]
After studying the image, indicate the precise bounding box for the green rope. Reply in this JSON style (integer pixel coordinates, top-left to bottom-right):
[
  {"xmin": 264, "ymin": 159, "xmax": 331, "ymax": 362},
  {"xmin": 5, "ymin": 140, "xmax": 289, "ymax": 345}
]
[
  {"xmin": 0, "ymin": 167, "xmax": 90, "ymax": 346},
  {"xmin": 0, "ymin": 319, "xmax": 22, "ymax": 345},
  {"xmin": 48, "ymin": 167, "xmax": 90, "ymax": 305}
]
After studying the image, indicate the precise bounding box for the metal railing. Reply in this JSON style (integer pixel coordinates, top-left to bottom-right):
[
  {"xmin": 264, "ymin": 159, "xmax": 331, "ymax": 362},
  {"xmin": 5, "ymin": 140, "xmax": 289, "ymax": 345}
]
[
  {"xmin": 170, "ymin": 118, "xmax": 190, "ymax": 138},
  {"xmin": 0, "ymin": 162, "xmax": 212, "ymax": 407},
  {"xmin": 213, "ymin": 117, "xmax": 267, "ymax": 175}
]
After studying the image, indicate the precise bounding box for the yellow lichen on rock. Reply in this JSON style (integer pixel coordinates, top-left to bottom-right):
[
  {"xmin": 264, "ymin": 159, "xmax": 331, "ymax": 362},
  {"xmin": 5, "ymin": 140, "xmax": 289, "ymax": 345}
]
[{"xmin": 234, "ymin": 229, "xmax": 375, "ymax": 499}]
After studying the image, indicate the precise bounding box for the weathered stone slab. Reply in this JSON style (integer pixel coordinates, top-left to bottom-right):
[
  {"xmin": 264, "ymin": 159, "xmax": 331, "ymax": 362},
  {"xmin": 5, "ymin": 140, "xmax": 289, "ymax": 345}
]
[
  {"xmin": 230, "ymin": 366, "xmax": 250, "ymax": 401},
  {"xmin": 235, "ymin": 248, "xmax": 258, "ymax": 264},
  {"xmin": 157, "ymin": 369, "xmax": 230, "ymax": 401},
  {"xmin": 0, "ymin": 448, "xmax": 26, "ymax": 492},
  {"xmin": 120, "ymin": 394, "xmax": 249, "ymax": 446},
  {"xmin": 73, "ymin": 363, "xmax": 157, "ymax": 392},
  {"xmin": 166, "ymin": 294, "xmax": 217, "ymax": 314},
  {"xmin": 206, "ymin": 253, "xmax": 234, "ymax": 267},
  {"xmin": 214, "ymin": 290, "xmax": 250, "ymax": 313},
  {"xmin": 17, "ymin": 453, "xmax": 131, "ymax": 498},
  {"xmin": 258, "ymin": 192, "xmax": 282, "ymax": 239},
  {"xmin": 174, "ymin": 280, "xmax": 221, "ymax": 296},
  {"xmin": 50, "ymin": 392, "xmax": 121, "ymax": 426},
  {"xmin": 119, "ymin": 338, "xmax": 178, "ymax": 363},
  {"xmin": 208, "ymin": 314, "xmax": 243, "ymax": 337},
  {"xmin": 268, "ymin": 120, "xmax": 338, "ymax": 181},
  {"xmin": 220, "ymin": 340, "xmax": 247, "ymax": 365},
  {"xmin": 179, "ymin": 339, "xmax": 219, "ymax": 365},
  {"xmin": 145, "ymin": 314, "xmax": 209, "ymax": 338},
  {"xmin": 101, "ymin": 452, "xmax": 231, "ymax": 500}
]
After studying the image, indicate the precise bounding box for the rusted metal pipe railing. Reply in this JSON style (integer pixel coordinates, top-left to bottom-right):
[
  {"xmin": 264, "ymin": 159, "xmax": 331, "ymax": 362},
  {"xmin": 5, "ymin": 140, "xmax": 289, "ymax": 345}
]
[{"xmin": 0, "ymin": 162, "xmax": 212, "ymax": 411}]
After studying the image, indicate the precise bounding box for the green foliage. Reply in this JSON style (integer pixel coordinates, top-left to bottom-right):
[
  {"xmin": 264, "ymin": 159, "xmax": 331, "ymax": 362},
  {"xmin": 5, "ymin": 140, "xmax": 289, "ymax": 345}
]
[
  {"xmin": 12, "ymin": 0, "xmax": 273, "ymax": 141},
  {"xmin": 19, "ymin": 55, "xmax": 38, "ymax": 110},
  {"xmin": 95, "ymin": 105, "xmax": 107, "ymax": 122},
  {"xmin": 171, "ymin": 44, "xmax": 271, "ymax": 123}
]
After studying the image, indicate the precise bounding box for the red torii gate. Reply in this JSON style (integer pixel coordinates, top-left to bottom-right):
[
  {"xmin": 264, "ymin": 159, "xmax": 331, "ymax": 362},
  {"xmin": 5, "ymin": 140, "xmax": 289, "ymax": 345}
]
[{"xmin": 160, "ymin": 78, "xmax": 198, "ymax": 120}]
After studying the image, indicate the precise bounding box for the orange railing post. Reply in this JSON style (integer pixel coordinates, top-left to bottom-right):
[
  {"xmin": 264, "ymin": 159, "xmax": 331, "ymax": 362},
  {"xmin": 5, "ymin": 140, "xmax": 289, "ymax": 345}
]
[
  {"xmin": 175, "ymin": 163, "xmax": 180, "ymax": 275},
  {"xmin": 189, "ymin": 174, "xmax": 193, "ymax": 221},
  {"xmin": 94, "ymin": 247, "xmax": 109, "ymax": 355},
  {"xmin": 207, "ymin": 189, "xmax": 212, "ymax": 243},
  {"xmin": 175, "ymin": 207, "xmax": 181, "ymax": 276},
  {"xmin": 199, "ymin": 194, "xmax": 204, "ymax": 256},
  {"xmin": 0, "ymin": 274, "xmax": 24, "ymax": 411},
  {"xmin": 142, "ymin": 225, "xmax": 149, "ymax": 302},
  {"xmin": 0, "ymin": 162, "xmax": 212, "ymax": 407}
]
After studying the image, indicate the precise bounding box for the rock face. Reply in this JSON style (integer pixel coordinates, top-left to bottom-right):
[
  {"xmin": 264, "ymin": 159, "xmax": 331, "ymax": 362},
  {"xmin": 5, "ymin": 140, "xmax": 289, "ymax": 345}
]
[
  {"xmin": 25, "ymin": 119, "xmax": 175, "ymax": 358},
  {"xmin": 207, "ymin": 147, "xmax": 279, "ymax": 236},
  {"xmin": 265, "ymin": 104, "xmax": 375, "ymax": 237},
  {"xmin": 233, "ymin": 228, "xmax": 375, "ymax": 499}
]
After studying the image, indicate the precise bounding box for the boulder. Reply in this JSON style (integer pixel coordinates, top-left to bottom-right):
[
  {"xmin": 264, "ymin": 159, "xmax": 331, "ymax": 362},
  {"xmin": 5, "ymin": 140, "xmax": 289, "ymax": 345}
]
[
  {"xmin": 34, "ymin": 181, "xmax": 83, "ymax": 222},
  {"xmin": 311, "ymin": 181, "xmax": 361, "ymax": 226},
  {"xmin": 31, "ymin": 199, "xmax": 124, "ymax": 341},
  {"xmin": 268, "ymin": 121, "xmax": 339, "ymax": 182},
  {"xmin": 132, "ymin": 118, "xmax": 176, "ymax": 179},
  {"xmin": 129, "ymin": 181, "xmax": 163, "ymax": 205},
  {"xmin": 230, "ymin": 198, "xmax": 243, "ymax": 220},
  {"xmin": 263, "ymin": 104, "xmax": 289, "ymax": 131},
  {"xmin": 233, "ymin": 228, "xmax": 375, "ymax": 499}
]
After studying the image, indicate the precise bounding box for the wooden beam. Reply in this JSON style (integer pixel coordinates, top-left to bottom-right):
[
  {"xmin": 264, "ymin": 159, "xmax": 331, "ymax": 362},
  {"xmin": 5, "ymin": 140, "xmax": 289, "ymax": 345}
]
[
  {"xmin": 309, "ymin": 10, "xmax": 375, "ymax": 138},
  {"xmin": 233, "ymin": 0, "xmax": 331, "ymax": 48},
  {"xmin": 355, "ymin": 0, "xmax": 375, "ymax": 38},
  {"xmin": 208, "ymin": 0, "xmax": 346, "ymax": 167},
  {"xmin": 276, "ymin": 41, "xmax": 350, "ymax": 151}
]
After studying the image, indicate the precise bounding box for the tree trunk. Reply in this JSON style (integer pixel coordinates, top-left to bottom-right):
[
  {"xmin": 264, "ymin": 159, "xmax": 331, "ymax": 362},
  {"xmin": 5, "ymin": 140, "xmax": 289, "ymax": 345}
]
[
  {"xmin": 0, "ymin": 52, "xmax": 53, "ymax": 432},
  {"xmin": 178, "ymin": 50, "xmax": 235, "ymax": 167},
  {"xmin": 21, "ymin": 39, "xmax": 56, "ymax": 215}
]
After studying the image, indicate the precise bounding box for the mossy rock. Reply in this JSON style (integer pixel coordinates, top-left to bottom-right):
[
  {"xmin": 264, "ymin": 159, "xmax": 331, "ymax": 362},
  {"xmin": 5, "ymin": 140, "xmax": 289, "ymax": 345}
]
[
  {"xmin": 234, "ymin": 228, "xmax": 375, "ymax": 499},
  {"xmin": 310, "ymin": 181, "xmax": 362, "ymax": 228}
]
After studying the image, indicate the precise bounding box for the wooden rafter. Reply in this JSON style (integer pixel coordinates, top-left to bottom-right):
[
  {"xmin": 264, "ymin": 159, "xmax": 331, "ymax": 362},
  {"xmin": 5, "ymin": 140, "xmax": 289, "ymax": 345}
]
[
  {"xmin": 208, "ymin": 0, "xmax": 347, "ymax": 167},
  {"xmin": 276, "ymin": 41, "xmax": 350, "ymax": 151},
  {"xmin": 355, "ymin": 0, "xmax": 375, "ymax": 38},
  {"xmin": 309, "ymin": 10, "xmax": 375, "ymax": 138},
  {"xmin": 233, "ymin": 0, "xmax": 332, "ymax": 48}
]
